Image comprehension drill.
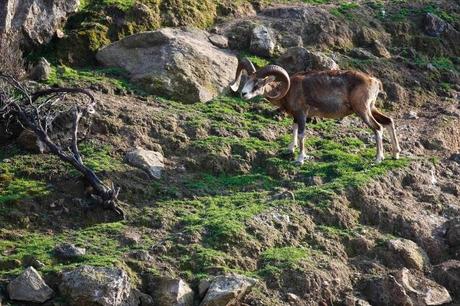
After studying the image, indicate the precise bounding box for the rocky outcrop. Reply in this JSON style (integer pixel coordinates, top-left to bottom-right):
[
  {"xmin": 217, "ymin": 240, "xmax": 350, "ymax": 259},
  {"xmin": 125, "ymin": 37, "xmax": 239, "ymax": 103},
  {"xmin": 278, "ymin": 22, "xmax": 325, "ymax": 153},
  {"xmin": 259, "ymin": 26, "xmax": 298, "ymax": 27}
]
[
  {"xmin": 0, "ymin": 0, "xmax": 79, "ymax": 46},
  {"xmin": 362, "ymin": 268, "xmax": 451, "ymax": 306},
  {"xmin": 59, "ymin": 266, "xmax": 136, "ymax": 306},
  {"xmin": 224, "ymin": 6, "xmax": 353, "ymax": 53},
  {"xmin": 125, "ymin": 148, "xmax": 165, "ymax": 179},
  {"xmin": 200, "ymin": 275, "xmax": 257, "ymax": 306},
  {"xmin": 97, "ymin": 27, "xmax": 237, "ymax": 103},
  {"xmin": 276, "ymin": 47, "xmax": 339, "ymax": 74},
  {"xmin": 7, "ymin": 267, "xmax": 54, "ymax": 303},
  {"xmin": 250, "ymin": 25, "xmax": 276, "ymax": 57}
]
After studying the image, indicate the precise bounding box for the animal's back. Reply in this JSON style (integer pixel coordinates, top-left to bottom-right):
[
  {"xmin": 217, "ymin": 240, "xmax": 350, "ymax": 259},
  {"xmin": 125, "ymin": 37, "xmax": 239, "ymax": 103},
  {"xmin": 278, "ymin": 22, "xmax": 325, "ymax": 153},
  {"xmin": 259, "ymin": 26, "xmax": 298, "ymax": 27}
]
[{"xmin": 292, "ymin": 70, "xmax": 370, "ymax": 118}]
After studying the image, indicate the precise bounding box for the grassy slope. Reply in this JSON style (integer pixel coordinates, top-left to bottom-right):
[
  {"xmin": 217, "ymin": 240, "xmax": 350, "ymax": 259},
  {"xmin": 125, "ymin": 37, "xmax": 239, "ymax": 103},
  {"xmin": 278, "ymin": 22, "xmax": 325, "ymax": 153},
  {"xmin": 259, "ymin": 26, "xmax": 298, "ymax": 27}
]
[{"xmin": 1, "ymin": 0, "xmax": 459, "ymax": 303}]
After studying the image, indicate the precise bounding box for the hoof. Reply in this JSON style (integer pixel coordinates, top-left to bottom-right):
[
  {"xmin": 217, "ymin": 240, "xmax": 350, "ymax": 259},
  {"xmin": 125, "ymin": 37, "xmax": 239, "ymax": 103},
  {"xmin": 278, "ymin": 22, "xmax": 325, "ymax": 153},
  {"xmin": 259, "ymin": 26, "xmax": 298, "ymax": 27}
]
[
  {"xmin": 374, "ymin": 157, "xmax": 384, "ymax": 164},
  {"xmin": 394, "ymin": 152, "xmax": 400, "ymax": 160}
]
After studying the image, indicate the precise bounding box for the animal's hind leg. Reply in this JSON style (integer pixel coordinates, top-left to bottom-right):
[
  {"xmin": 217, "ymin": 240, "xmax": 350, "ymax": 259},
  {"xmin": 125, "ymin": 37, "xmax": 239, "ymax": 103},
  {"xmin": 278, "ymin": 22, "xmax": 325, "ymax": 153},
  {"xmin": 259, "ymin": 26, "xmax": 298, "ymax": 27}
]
[
  {"xmin": 372, "ymin": 109, "xmax": 401, "ymax": 159},
  {"xmin": 357, "ymin": 110, "xmax": 385, "ymax": 163}
]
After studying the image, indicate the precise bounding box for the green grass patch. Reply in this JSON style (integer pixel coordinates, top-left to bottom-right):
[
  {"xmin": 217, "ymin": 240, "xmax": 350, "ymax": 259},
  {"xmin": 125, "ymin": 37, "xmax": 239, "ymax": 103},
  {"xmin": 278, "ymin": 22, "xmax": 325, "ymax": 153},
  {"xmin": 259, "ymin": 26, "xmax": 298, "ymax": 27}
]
[{"xmin": 0, "ymin": 222, "xmax": 129, "ymax": 277}]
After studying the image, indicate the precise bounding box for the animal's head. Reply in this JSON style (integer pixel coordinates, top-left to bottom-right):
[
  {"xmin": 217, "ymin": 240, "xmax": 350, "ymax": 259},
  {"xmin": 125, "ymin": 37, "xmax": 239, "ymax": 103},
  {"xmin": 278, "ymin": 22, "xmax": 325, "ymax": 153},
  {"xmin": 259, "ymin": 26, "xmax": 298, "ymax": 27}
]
[{"xmin": 230, "ymin": 58, "xmax": 290, "ymax": 101}]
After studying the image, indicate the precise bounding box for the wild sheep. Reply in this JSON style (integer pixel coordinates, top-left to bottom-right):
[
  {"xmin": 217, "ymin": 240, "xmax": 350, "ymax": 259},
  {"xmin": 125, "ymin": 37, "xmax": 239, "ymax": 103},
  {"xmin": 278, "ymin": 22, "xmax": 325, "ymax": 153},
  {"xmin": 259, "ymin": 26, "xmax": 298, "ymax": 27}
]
[{"xmin": 230, "ymin": 58, "xmax": 401, "ymax": 164}]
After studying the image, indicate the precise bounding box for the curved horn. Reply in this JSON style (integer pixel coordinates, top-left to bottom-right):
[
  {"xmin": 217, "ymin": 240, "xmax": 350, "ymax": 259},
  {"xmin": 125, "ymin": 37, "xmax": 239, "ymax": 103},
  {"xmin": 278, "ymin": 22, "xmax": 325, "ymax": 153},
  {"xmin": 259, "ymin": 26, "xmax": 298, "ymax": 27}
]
[
  {"xmin": 255, "ymin": 65, "xmax": 290, "ymax": 100},
  {"xmin": 229, "ymin": 58, "xmax": 256, "ymax": 92}
]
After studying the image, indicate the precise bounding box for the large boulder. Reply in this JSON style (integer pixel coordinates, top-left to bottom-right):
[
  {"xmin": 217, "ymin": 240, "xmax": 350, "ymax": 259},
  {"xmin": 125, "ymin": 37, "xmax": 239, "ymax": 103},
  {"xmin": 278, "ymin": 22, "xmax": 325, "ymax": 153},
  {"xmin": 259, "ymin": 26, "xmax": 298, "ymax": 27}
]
[
  {"xmin": 200, "ymin": 274, "xmax": 257, "ymax": 306},
  {"xmin": 0, "ymin": 0, "xmax": 79, "ymax": 46},
  {"xmin": 97, "ymin": 27, "xmax": 238, "ymax": 103},
  {"xmin": 7, "ymin": 266, "xmax": 54, "ymax": 303},
  {"xmin": 362, "ymin": 268, "xmax": 451, "ymax": 306},
  {"xmin": 144, "ymin": 276, "xmax": 194, "ymax": 306},
  {"xmin": 59, "ymin": 266, "xmax": 136, "ymax": 306}
]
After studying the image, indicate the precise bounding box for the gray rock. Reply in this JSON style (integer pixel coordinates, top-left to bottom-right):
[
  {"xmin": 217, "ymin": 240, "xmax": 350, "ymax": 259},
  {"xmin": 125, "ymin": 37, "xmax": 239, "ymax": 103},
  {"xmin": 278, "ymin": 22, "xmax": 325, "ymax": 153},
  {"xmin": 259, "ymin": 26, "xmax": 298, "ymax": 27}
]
[
  {"xmin": 7, "ymin": 266, "xmax": 54, "ymax": 303},
  {"xmin": 276, "ymin": 47, "xmax": 339, "ymax": 74},
  {"xmin": 309, "ymin": 51, "xmax": 339, "ymax": 70},
  {"xmin": 145, "ymin": 276, "xmax": 193, "ymax": 306},
  {"xmin": 345, "ymin": 296, "xmax": 371, "ymax": 306},
  {"xmin": 363, "ymin": 268, "xmax": 451, "ymax": 306},
  {"xmin": 125, "ymin": 148, "xmax": 165, "ymax": 179},
  {"xmin": 60, "ymin": 266, "xmax": 136, "ymax": 306},
  {"xmin": 54, "ymin": 243, "xmax": 86, "ymax": 260},
  {"xmin": 0, "ymin": 0, "xmax": 79, "ymax": 46},
  {"xmin": 200, "ymin": 274, "xmax": 257, "ymax": 306},
  {"xmin": 276, "ymin": 47, "xmax": 310, "ymax": 74},
  {"xmin": 17, "ymin": 129, "xmax": 47, "ymax": 153},
  {"xmin": 433, "ymin": 260, "xmax": 460, "ymax": 298},
  {"xmin": 424, "ymin": 13, "xmax": 448, "ymax": 37},
  {"xmin": 29, "ymin": 57, "xmax": 51, "ymax": 81},
  {"xmin": 249, "ymin": 25, "xmax": 276, "ymax": 57},
  {"xmin": 386, "ymin": 238, "xmax": 430, "ymax": 270},
  {"xmin": 97, "ymin": 28, "xmax": 237, "ymax": 103},
  {"xmin": 208, "ymin": 34, "xmax": 228, "ymax": 49}
]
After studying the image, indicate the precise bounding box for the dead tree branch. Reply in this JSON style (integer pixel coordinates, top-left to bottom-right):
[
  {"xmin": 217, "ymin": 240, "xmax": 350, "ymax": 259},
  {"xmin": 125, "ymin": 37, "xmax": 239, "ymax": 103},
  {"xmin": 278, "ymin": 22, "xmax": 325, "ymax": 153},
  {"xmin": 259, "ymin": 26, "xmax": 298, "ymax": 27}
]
[{"xmin": 0, "ymin": 74, "xmax": 124, "ymax": 218}]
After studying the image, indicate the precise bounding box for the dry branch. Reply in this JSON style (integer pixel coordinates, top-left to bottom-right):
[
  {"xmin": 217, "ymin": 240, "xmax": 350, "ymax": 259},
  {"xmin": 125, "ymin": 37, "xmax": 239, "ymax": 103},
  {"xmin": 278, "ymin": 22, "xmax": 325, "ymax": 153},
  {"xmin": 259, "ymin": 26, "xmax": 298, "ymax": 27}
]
[{"xmin": 0, "ymin": 74, "xmax": 124, "ymax": 218}]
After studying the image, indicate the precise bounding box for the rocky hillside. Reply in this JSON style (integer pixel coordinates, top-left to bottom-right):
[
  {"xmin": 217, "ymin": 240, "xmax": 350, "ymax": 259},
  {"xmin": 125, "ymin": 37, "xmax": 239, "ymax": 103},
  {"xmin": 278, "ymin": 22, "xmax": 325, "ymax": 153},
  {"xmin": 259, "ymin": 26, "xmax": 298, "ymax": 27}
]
[{"xmin": 0, "ymin": 0, "xmax": 459, "ymax": 305}]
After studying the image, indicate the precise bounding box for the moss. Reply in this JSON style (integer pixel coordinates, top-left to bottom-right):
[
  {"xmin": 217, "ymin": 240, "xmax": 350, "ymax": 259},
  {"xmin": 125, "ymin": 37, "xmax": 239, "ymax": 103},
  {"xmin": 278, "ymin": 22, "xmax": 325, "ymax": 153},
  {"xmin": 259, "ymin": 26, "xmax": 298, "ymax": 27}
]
[{"xmin": 160, "ymin": 0, "xmax": 217, "ymax": 28}]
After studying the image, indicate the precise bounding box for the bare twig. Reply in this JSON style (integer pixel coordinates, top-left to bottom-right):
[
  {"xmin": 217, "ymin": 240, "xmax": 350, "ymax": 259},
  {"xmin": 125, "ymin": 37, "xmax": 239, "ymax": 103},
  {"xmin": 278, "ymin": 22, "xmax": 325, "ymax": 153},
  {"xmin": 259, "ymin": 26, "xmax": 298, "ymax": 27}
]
[{"xmin": 0, "ymin": 74, "xmax": 124, "ymax": 218}]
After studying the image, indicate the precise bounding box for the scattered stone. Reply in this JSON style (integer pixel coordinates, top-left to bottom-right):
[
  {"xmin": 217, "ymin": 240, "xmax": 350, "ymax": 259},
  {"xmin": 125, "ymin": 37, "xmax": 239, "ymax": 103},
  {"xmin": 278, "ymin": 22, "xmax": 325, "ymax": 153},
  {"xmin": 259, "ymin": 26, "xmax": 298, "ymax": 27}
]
[
  {"xmin": 145, "ymin": 276, "xmax": 193, "ymax": 306},
  {"xmin": 287, "ymin": 292, "xmax": 302, "ymax": 304},
  {"xmin": 427, "ymin": 63, "xmax": 437, "ymax": 71},
  {"xmin": 208, "ymin": 34, "xmax": 229, "ymax": 49},
  {"xmin": 125, "ymin": 148, "xmax": 165, "ymax": 179},
  {"xmin": 363, "ymin": 268, "xmax": 451, "ymax": 306},
  {"xmin": 0, "ymin": 0, "xmax": 79, "ymax": 46},
  {"xmin": 54, "ymin": 243, "xmax": 86, "ymax": 260},
  {"xmin": 7, "ymin": 267, "xmax": 54, "ymax": 303},
  {"xmin": 29, "ymin": 57, "xmax": 51, "ymax": 81},
  {"xmin": 60, "ymin": 266, "xmax": 135, "ymax": 306},
  {"xmin": 424, "ymin": 13, "xmax": 448, "ymax": 37},
  {"xmin": 446, "ymin": 217, "xmax": 460, "ymax": 247},
  {"xmin": 384, "ymin": 82, "xmax": 408, "ymax": 105},
  {"xmin": 386, "ymin": 238, "xmax": 429, "ymax": 270},
  {"xmin": 249, "ymin": 25, "xmax": 276, "ymax": 57},
  {"xmin": 97, "ymin": 28, "xmax": 237, "ymax": 103},
  {"xmin": 406, "ymin": 111, "xmax": 419, "ymax": 119},
  {"xmin": 200, "ymin": 274, "xmax": 257, "ymax": 306},
  {"xmin": 432, "ymin": 260, "xmax": 460, "ymax": 298}
]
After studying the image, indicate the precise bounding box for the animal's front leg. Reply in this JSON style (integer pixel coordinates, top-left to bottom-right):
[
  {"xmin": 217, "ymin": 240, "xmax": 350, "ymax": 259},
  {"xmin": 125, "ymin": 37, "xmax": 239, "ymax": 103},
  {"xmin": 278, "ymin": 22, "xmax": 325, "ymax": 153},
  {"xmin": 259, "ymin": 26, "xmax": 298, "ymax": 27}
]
[
  {"xmin": 288, "ymin": 122, "xmax": 298, "ymax": 153},
  {"xmin": 294, "ymin": 113, "xmax": 308, "ymax": 165}
]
